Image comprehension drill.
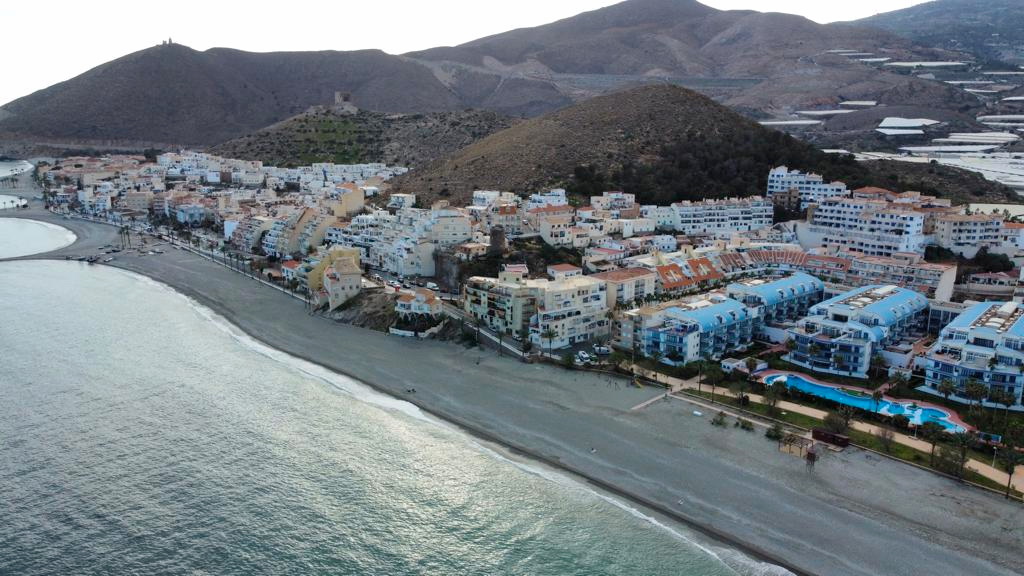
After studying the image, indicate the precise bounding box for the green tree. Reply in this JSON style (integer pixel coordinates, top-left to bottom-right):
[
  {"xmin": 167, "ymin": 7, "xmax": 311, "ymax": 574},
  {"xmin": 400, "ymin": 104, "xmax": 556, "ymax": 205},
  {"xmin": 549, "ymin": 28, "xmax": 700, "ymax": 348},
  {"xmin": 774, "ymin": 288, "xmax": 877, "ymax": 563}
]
[
  {"xmin": 705, "ymin": 363, "xmax": 725, "ymax": 403},
  {"xmin": 744, "ymin": 357, "xmax": 759, "ymax": 380},
  {"xmin": 952, "ymin": 431, "xmax": 976, "ymax": 480},
  {"xmin": 823, "ymin": 412, "xmax": 848, "ymax": 435},
  {"xmin": 871, "ymin": 389, "xmax": 884, "ymax": 414},
  {"xmin": 919, "ymin": 421, "xmax": 945, "ymax": 466},
  {"xmin": 965, "ymin": 379, "xmax": 987, "ymax": 416},
  {"xmin": 541, "ymin": 328, "xmax": 557, "ymax": 357},
  {"xmin": 870, "ymin": 353, "xmax": 886, "ymax": 379},
  {"xmin": 997, "ymin": 443, "xmax": 1022, "ymax": 499},
  {"xmin": 938, "ymin": 378, "xmax": 956, "ymax": 402}
]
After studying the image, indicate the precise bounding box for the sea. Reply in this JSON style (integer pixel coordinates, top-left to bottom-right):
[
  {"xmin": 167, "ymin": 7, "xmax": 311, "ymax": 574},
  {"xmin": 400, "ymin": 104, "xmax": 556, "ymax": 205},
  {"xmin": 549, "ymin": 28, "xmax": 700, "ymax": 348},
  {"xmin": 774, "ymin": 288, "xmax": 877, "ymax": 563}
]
[{"xmin": 0, "ymin": 222, "xmax": 789, "ymax": 576}]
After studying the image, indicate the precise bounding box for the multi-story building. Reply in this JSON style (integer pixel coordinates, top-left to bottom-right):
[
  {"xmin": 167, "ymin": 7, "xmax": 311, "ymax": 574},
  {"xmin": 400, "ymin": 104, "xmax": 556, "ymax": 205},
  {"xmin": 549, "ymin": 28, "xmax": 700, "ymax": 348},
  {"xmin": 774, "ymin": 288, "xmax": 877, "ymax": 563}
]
[
  {"xmin": 529, "ymin": 275, "xmax": 609, "ymax": 349},
  {"xmin": 843, "ymin": 252, "xmax": 956, "ymax": 302},
  {"xmin": 725, "ymin": 272, "xmax": 824, "ymax": 326},
  {"xmin": 463, "ymin": 265, "xmax": 538, "ymax": 337},
  {"xmin": 526, "ymin": 188, "xmax": 568, "ymax": 211},
  {"xmin": 321, "ymin": 252, "xmax": 362, "ymax": 311},
  {"xmin": 785, "ymin": 285, "xmax": 928, "ymax": 378},
  {"xmin": 934, "ymin": 213, "xmax": 1004, "ymax": 257},
  {"xmin": 592, "ymin": 267, "xmax": 657, "ymax": 305},
  {"xmin": 766, "ymin": 166, "xmax": 849, "ymax": 209},
  {"xmin": 923, "ymin": 301, "xmax": 1024, "ymax": 408},
  {"xmin": 638, "ymin": 296, "xmax": 756, "ymax": 363},
  {"xmin": 808, "ymin": 197, "xmax": 928, "ymax": 256},
  {"xmin": 664, "ymin": 197, "xmax": 773, "ymax": 237}
]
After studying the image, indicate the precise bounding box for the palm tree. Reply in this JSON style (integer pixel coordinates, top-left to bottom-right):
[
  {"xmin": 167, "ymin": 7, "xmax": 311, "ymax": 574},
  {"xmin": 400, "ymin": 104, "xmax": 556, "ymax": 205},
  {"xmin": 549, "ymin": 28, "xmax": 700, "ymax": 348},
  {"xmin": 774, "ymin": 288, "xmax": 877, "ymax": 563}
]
[
  {"xmin": 871, "ymin": 389, "xmax": 884, "ymax": 414},
  {"xmin": 997, "ymin": 443, "xmax": 1022, "ymax": 500},
  {"xmin": 870, "ymin": 353, "xmax": 886, "ymax": 379},
  {"xmin": 784, "ymin": 338, "xmax": 796, "ymax": 354},
  {"xmin": 541, "ymin": 328, "xmax": 557, "ymax": 358},
  {"xmin": 919, "ymin": 421, "xmax": 944, "ymax": 466},
  {"xmin": 744, "ymin": 357, "xmax": 759, "ymax": 380},
  {"xmin": 997, "ymin": 391, "xmax": 1016, "ymax": 431},
  {"xmin": 705, "ymin": 363, "xmax": 724, "ymax": 403},
  {"xmin": 952, "ymin": 431, "xmax": 976, "ymax": 480},
  {"xmin": 938, "ymin": 378, "xmax": 955, "ymax": 402},
  {"xmin": 965, "ymin": 378, "xmax": 987, "ymax": 415},
  {"xmin": 763, "ymin": 382, "xmax": 782, "ymax": 414}
]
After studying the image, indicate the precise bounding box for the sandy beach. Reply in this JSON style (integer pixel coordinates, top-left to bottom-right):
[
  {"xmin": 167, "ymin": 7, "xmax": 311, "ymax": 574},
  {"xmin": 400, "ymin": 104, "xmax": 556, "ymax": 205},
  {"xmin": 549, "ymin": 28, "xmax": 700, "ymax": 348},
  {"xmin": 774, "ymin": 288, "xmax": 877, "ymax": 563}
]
[{"xmin": 2, "ymin": 195, "xmax": 1022, "ymax": 575}]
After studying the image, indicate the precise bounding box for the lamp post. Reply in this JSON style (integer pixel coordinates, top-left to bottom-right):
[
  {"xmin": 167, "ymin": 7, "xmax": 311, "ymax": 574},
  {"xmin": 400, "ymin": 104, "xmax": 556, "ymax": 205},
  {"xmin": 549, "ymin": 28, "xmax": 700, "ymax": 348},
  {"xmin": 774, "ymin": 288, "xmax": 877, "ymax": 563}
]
[{"xmin": 992, "ymin": 446, "xmax": 999, "ymax": 468}]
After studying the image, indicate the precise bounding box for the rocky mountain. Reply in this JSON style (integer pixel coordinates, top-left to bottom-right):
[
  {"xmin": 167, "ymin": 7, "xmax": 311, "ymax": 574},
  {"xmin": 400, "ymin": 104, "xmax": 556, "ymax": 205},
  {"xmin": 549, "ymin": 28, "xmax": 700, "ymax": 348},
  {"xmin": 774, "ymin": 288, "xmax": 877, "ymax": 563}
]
[
  {"xmin": 389, "ymin": 84, "xmax": 1012, "ymax": 206},
  {"xmin": 408, "ymin": 0, "xmax": 971, "ymax": 114},
  {"xmin": 209, "ymin": 107, "xmax": 515, "ymax": 169},
  {"xmin": 0, "ymin": 44, "xmax": 563, "ymax": 147},
  {"xmin": 856, "ymin": 0, "xmax": 1024, "ymax": 65},
  {"xmin": 0, "ymin": 0, "xmax": 974, "ymax": 151}
]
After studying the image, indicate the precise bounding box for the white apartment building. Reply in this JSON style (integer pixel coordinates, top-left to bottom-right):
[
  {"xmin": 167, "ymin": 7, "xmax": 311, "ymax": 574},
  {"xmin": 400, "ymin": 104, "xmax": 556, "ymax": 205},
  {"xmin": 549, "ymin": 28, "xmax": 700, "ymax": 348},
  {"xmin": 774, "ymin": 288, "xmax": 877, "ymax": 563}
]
[
  {"xmin": 767, "ymin": 166, "xmax": 849, "ymax": 209},
  {"xmin": 934, "ymin": 213, "xmax": 1004, "ymax": 257},
  {"xmin": 667, "ymin": 197, "xmax": 773, "ymax": 237},
  {"xmin": 809, "ymin": 197, "xmax": 928, "ymax": 256},
  {"xmin": 325, "ymin": 207, "xmax": 470, "ymax": 277},
  {"xmin": 529, "ymin": 275, "xmax": 609, "ymax": 349},
  {"xmin": 526, "ymin": 188, "xmax": 568, "ymax": 211}
]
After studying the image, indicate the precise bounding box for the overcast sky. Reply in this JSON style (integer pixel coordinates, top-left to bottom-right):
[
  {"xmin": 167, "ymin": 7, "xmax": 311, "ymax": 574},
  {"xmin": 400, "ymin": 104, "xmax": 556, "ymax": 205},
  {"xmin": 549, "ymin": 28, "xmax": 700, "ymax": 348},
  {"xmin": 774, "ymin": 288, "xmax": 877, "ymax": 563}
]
[{"xmin": 0, "ymin": 0, "xmax": 929, "ymax": 106}]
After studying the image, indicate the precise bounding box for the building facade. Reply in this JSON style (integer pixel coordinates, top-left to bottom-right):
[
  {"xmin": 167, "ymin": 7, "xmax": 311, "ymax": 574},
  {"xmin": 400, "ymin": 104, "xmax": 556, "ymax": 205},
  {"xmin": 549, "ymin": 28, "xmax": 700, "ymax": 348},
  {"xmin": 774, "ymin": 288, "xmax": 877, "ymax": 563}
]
[
  {"xmin": 785, "ymin": 285, "xmax": 928, "ymax": 378},
  {"xmin": 924, "ymin": 301, "xmax": 1024, "ymax": 408}
]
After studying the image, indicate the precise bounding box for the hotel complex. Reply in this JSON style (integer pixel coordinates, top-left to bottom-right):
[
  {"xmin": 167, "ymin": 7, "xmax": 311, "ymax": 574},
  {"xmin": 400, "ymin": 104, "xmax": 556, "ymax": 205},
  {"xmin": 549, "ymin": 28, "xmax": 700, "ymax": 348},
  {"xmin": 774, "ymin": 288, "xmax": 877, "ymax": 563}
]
[
  {"xmin": 786, "ymin": 285, "xmax": 928, "ymax": 378},
  {"xmin": 924, "ymin": 301, "xmax": 1024, "ymax": 407}
]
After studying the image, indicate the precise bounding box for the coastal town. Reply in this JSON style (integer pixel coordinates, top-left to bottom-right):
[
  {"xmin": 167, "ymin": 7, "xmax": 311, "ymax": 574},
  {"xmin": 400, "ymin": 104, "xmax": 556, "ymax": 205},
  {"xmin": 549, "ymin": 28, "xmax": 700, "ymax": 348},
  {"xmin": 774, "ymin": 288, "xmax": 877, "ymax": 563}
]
[{"xmin": 8, "ymin": 148, "xmax": 1023, "ymax": 476}]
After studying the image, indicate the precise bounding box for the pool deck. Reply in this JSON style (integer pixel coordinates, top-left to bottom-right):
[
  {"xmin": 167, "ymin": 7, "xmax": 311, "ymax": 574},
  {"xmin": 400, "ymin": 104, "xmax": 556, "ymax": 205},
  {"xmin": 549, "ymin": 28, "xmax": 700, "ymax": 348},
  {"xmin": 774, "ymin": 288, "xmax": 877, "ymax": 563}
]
[
  {"xmin": 760, "ymin": 369, "xmax": 975, "ymax": 433},
  {"xmin": 633, "ymin": 366, "xmax": 1019, "ymax": 492}
]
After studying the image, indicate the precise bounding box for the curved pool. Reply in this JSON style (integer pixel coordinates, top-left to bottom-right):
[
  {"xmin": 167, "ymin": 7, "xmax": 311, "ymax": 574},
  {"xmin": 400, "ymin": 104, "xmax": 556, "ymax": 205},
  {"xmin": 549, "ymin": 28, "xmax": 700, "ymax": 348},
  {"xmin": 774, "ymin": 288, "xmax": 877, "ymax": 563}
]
[{"xmin": 765, "ymin": 373, "xmax": 966, "ymax": 433}]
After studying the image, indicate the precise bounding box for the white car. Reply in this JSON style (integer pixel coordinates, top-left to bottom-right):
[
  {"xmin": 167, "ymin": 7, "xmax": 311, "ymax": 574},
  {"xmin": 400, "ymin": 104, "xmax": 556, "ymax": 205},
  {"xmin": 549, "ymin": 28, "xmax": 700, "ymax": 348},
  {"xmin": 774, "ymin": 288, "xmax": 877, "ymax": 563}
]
[
  {"xmin": 592, "ymin": 345, "xmax": 611, "ymax": 356},
  {"xmin": 425, "ymin": 282, "xmax": 440, "ymax": 291}
]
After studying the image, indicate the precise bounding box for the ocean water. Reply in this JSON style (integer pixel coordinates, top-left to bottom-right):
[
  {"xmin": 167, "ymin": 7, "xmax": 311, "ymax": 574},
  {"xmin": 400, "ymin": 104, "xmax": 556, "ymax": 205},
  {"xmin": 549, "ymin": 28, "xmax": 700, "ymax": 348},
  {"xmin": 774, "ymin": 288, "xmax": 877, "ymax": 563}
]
[
  {"xmin": 0, "ymin": 218, "xmax": 76, "ymax": 258},
  {"xmin": 0, "ymin": 260, "xmax": 788, "ymax": 576},
  {"xmin": 0, "ymin": 159, "xmax": 32, "ymax": 179}
]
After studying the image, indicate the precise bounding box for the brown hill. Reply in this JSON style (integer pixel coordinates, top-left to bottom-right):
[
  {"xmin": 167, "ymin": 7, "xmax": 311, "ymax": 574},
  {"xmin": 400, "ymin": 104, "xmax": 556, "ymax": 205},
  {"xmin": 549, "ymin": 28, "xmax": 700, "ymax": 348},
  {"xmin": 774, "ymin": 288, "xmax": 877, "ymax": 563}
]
[
  {"xmin": 0, "ymin": 44, "xmax": 564, "ymax": 147},
  {"xmin": 1, "ymin": 0, "xmax": 976, "ymax": 151},
  {"xmin": 408, "ymin": 0, "xmax": 972, "ymax": 114},
  {"xmin": 390, "ymin": 84, "xmax": 1012, "ymax": 206},
  {"xmin": 209, "ymin": 107, "xmax": 516, "ymax": 168}
]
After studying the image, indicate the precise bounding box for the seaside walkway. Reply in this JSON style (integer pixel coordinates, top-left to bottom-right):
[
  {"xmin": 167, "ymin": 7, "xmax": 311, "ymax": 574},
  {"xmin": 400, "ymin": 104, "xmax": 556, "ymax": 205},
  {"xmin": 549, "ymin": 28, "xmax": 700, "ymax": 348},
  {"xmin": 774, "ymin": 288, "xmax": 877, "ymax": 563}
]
[{"xmin": 631, "ymin": 366, "xmax": 1023, "ymax": 495}]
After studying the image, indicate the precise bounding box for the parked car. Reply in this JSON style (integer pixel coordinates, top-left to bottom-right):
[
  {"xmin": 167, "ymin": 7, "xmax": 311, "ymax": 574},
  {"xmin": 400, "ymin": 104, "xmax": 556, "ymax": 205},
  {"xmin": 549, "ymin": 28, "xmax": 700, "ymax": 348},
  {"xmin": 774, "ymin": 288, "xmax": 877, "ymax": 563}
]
[
  {"xmin": 425, "ymin": 282, "xmax": 440, "ymax": 291},
  {"xmin": 592, "ymin": 345, "xmax": 611, "ymax": 356},
  {"xmin": 575, "ymin": 351, "xmax": 592, "ymax": 365}
]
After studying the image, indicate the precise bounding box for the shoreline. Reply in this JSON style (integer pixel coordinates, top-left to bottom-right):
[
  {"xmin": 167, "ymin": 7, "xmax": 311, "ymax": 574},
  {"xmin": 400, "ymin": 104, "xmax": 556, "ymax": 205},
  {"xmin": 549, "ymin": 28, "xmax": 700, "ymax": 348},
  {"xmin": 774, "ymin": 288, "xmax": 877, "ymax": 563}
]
[{"xmin": 2, "ymin": 204, "xmax": 1022, "ymax": 575}]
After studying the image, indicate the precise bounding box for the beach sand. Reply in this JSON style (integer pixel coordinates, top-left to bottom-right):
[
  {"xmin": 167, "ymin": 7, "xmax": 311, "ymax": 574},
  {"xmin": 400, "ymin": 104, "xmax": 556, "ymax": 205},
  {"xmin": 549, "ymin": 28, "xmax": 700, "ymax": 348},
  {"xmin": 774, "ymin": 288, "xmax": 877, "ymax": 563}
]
[{"xmin": 2, "ymin": 198, "xmax": 1022, "ymax": 576}]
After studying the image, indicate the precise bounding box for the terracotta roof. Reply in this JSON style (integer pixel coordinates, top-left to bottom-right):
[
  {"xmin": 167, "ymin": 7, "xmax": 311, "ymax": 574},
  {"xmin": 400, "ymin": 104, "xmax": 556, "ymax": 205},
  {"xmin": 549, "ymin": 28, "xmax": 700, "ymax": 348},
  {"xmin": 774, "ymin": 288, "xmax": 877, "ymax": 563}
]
[
  {"xmin": 281, "ymin": 260, "xmax": 300, "ymax": 269},
  {"xmin": 528, "ymin": 205, "xmax": 573, "ymax": 214},
  {"xmin": 591, "ymin": 267, "xmax": 655, "ymax": 282},
  {"xmin": 548, "ymin": 263, "xmax": 581, "ymax": 271}
]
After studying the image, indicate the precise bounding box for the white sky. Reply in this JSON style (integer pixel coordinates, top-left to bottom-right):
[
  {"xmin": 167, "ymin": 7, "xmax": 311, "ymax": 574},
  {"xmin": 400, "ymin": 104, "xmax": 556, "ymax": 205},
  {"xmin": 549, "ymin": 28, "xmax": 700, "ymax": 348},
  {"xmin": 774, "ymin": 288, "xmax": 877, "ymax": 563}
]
[{"xmin": 0, "ymin": 0, "xmax": 929, "ymax": 106}]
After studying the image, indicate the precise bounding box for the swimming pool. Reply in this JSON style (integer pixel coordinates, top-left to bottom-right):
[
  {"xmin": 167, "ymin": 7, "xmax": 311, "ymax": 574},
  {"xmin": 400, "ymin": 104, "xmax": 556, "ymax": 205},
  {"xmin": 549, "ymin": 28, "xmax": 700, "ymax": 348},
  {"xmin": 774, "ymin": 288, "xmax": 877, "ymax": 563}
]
[{"xmin": 764, "ymin": 373, "xmax": 966, "ymax": 433}]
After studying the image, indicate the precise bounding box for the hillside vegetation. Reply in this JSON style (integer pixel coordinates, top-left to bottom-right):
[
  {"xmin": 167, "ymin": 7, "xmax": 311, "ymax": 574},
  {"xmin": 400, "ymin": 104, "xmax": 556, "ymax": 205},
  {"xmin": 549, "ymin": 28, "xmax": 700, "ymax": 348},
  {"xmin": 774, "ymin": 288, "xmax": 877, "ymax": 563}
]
[
  {"xmin": 391, "ymin": 84, "xmax": 1013, "ymax": 205},
  {"xmin": 209, "ymin": 107, "xmax": 515, "ymax": 168}
]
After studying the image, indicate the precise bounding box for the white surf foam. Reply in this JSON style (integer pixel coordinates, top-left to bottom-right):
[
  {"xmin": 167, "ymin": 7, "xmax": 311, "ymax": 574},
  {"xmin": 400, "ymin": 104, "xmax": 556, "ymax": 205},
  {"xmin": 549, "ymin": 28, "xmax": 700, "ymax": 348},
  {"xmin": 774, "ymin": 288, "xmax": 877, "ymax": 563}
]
[{"xmin": 122, "ymin": 265, "xmax": 792, "ymax": 576}]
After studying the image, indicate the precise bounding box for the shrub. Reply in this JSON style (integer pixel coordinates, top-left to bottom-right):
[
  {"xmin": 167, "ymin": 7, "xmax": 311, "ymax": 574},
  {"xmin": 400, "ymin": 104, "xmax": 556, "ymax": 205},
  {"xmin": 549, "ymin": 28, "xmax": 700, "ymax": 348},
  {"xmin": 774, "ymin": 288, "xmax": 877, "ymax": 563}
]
[
  {"xmin": 711, "ymin": 411, "xmax": 728, "ymax": 427},
  {"xmin": 765, "ymin": 423, "xmax": 785, "ymax": 440},
  {"xmin": 822, "ymin": 412, "xmax": 848, "ymax": 435},
  {"xmin": 875, "ymin": 428, "xmax": 896, "ymax": 453},
  {"xmin": 738, "ymin": 418, "xmax": 755, "ymax": 432}
]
